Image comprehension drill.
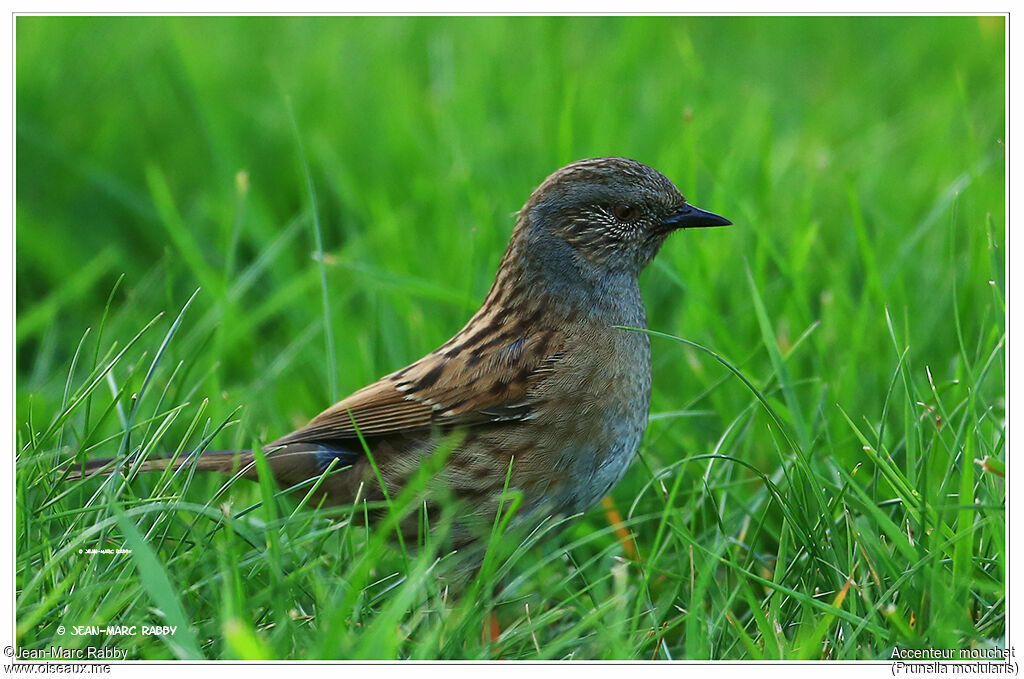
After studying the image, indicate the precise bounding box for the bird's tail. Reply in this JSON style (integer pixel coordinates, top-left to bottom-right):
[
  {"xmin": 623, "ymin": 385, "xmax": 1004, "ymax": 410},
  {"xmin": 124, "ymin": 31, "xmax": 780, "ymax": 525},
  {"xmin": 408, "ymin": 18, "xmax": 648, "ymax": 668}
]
[
  {"xmin": 62, "ymin": 443, "xmax": 356, "ymax": 492},
  {"xmin": 63, "ymin": 449, "xmax": 259, "ymax": 482}
]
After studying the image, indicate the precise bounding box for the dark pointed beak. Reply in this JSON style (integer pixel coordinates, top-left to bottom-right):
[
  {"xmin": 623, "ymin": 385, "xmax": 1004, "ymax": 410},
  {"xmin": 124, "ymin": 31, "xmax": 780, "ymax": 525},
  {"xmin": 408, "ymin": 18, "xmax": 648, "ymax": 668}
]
[{"xmin": 662, "ymin": 203, "xmax": 732, "ymax": 230}]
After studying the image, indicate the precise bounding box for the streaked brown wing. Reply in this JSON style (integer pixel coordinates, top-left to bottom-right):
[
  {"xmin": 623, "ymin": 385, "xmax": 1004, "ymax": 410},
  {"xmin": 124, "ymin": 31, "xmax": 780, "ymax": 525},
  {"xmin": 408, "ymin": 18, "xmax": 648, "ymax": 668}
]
[{"xmin": 270, "ymin": 327, "xmax": 561, "ymax": 448}]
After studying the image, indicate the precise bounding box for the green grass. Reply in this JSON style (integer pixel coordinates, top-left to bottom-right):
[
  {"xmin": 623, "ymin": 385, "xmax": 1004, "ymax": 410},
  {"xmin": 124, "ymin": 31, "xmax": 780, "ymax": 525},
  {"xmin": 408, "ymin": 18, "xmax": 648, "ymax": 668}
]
[{"xmin": 16, "ymin": 16, "xmax": 1005, "ymax": 660}]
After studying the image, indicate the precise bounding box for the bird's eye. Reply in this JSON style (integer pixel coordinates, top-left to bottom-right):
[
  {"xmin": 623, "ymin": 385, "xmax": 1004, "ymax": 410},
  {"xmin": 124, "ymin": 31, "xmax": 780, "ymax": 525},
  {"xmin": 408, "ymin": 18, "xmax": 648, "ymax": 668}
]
[{"xmin": 613, "ymin": 203, "xmax": 638, "ymax": 222}]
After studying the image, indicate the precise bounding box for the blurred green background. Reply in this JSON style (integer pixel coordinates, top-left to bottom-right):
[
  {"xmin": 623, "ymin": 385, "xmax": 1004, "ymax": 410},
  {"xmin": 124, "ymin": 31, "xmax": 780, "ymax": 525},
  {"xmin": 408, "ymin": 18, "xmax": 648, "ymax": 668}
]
[
  {"xmin": 16, "ymin": 16, "xmax": 1005, "ymax": 659},
  {"xmin": 18, "ymin": 16, "xmax": 1005, "ymax": 418}
]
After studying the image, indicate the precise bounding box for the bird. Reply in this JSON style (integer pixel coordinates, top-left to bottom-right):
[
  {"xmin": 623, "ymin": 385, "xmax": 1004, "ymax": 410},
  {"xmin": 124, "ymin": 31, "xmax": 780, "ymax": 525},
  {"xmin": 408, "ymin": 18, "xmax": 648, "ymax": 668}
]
[{"xmin": 69, "ymin": 156, "xmax": 730, "ymax": 557}]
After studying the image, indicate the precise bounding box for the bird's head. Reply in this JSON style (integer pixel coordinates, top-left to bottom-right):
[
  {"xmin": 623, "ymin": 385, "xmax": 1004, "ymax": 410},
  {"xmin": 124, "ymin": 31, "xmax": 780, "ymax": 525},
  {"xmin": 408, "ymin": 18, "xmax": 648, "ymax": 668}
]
[{"xmin": 518, "ymin": 157, "xmax": 730, "ymax": 276}]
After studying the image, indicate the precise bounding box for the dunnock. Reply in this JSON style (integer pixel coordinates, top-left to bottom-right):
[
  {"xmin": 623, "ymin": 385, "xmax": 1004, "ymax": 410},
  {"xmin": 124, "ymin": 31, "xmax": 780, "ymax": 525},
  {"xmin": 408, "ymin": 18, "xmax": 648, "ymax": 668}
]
[{"xmin": 71, "ymin": 157, "xmax": 730, "ymax": 551}]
